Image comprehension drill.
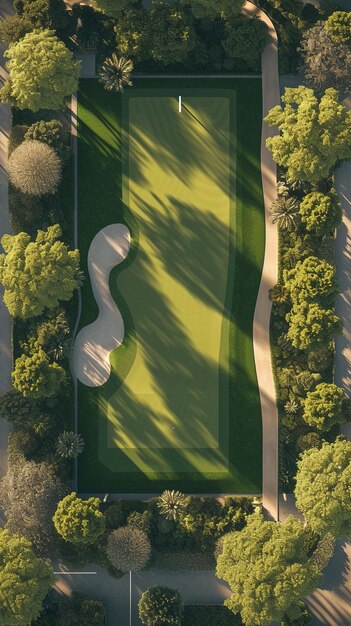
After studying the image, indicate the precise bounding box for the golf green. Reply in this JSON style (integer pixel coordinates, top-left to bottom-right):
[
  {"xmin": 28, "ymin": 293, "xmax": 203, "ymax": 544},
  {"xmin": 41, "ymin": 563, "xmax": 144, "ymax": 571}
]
[{"xmin": 77, "ymin": 78, "xmax": 264, "ymax": 493}]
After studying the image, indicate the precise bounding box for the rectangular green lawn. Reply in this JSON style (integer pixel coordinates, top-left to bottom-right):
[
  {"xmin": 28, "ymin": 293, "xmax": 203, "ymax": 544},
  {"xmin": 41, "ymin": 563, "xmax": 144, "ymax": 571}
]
[{"xmin": 77, "ymin": 78, "xmax": 264, "ymax": 493}]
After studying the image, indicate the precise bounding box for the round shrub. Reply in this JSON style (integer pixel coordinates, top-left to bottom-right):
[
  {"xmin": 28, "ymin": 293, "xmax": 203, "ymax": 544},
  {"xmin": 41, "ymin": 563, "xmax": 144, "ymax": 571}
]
[
  {"xmin": 296, "ymin": 432, "xmax": 321, "ymax": 453},
  {"xmin": 302, "ymin": 382, "xmax": 345, "ymax": 431},
  {"xmin": 104, "ymin": 501, "xmax": 126, "ymax": 529},
  {"xmin": 24, "ymin": 120, "xmax": 69, "ymax": 162},
  {"xmin": 138, "ymin": 586, "xmax": 182, "ymax": 626},
  {"xmin": 106, "ymin": 526, "xmax": 151, "ymax": 572},
  {"xmin": 299, "ymin": 191, "xmax": 342, "ymax": 235},
  {"xmin": 8, "ymin": 140, "xmax": 61, "ymax": 196},
  {"xmin": 307, "ymin": 347, "xmax": 332, "ymax": 372},
  {"xmin": 53, "ymin": 492, "xmax": 105, "ymax": 545}
]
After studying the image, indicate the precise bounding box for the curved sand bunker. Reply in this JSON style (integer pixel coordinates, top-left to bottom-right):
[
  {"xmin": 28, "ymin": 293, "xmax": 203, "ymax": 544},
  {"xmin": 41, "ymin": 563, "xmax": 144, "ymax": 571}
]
[{"xmin": 72, "ymin": 224, "xmax": 131, "ymax": 387}]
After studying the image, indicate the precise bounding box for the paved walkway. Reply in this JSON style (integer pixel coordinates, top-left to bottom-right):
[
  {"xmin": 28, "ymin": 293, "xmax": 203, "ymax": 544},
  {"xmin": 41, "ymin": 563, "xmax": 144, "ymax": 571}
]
[
  {"xmin": 243, "ymin": 2, "xmax": 280, "ymax": 521},
  {"xmin": 0, "ymin": 0, "xmax": 14, "ymax": 478},
  {"xmin": 54, "ymin": 562, "xmax": 231, "ymax": 626}
]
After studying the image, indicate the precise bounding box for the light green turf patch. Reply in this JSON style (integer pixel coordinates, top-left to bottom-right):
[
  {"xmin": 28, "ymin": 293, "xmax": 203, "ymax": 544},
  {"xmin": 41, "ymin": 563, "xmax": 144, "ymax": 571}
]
[
  {"xmin": 101, "ymin": 90, "xmax": 234, "ymax": 474},
  {"xmin": 76, "ymin": 78, "xmax": 264, "ymax": 493}
]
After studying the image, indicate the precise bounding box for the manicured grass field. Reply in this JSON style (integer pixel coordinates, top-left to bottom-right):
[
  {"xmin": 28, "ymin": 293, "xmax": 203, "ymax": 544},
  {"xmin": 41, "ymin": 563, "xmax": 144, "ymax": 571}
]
[{"xmin": 77, "ymin": 78, "xmax": 264, "ymax": 493}]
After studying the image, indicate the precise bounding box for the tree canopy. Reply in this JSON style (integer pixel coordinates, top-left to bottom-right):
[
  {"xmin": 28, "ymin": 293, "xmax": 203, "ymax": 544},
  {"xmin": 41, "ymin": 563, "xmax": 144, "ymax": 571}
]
[
  {"xmin": 286, "ymin": 302, "xmax": 342, "ymax": 350},
  {"xmin": 299, "ymin": 191, "xmax": 342, "ymax": 235},
  {"xmin": 265, "ymin": 86, "xmax": 351, "ymax": 182},
  {"xmin": 325, "ymin": 11, "xmax": 351, "ymax": 44},
  {"xmin": 0, "ymin": 529, "xmax": 54, "ymax": 626},
  {"xmin": 1, "ymin": 29, "xmax": 80, "ymax": 111},
  {"xmin": 283, "ymin": 256, "xmax": 338, "ymax": 307},
  {"xmin": 0, "ymin": 225, "xmax": 81, "ymax": 319},
  {"xmin": 53, "ymin": 492, "xmax": 105, "ymax": 544},
  {"xmin": 302, "ymin": 383, "xmax": 345, "ymax": 431},
  {"xmin": 13, "ymin": 348, "xmax": 66, "ymax": 398},
  {"xmin": 299, "ymin": 24, "xmax": 351, "ymax": 98},
  {"xmin": 295, "ymin": 438, "xmax": 351, "ymax": 538},
  {"xmin": 0, "ymin": 460, "xmax": 66, "ymax": 554},
  {"xmin": 190, "ymin": 0, "xmax": 244, "ymax": 19},
  {"xmin": 138, "ymin": 586, "xmax": 183, "ymax": 626},
  {"xmin": 216, "ymin": 513, "xmax": 334, "ymax": 626},
  {"xmin": 91, "ymin": 0, "xmax": 137, "ymax": 17}
]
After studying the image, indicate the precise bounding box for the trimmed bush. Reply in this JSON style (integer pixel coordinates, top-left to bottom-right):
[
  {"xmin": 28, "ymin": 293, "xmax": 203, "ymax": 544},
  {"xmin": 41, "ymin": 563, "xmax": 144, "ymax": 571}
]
[
  {"xmin": 106, "ymin": 526, "xmax": 151, "ymax": 572},
  {"xmin": 139, "ymin": 586, "xmax": 182, "ymax": 626},
  {"xmin": 9, "ymin": 140, "xmax": 61, "ymax": 196},
  {"xmin": 53, "ymin": 493, "xmax": 105, "ymax": 545}
]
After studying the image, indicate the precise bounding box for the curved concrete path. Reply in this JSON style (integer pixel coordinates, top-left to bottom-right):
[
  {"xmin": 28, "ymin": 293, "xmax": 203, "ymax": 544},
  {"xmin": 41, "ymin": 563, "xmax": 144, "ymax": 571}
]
[
  {"xmin": 243, "ymin": 2, "xmax": 280, "ymax": 520},
  {"xmin": 0, "ymin": 0, "xmax": 14, "ymax": 479},
  {"xmin": 72, "ymin": 224, "xmax": 131, "ymax": 387}
]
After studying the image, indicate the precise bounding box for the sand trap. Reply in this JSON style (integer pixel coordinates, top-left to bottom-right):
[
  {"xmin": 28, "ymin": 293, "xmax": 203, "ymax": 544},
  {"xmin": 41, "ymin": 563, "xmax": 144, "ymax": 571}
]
[{"xmin": 72, "ymin": 224, "xmax": 131, "ymax": 387}]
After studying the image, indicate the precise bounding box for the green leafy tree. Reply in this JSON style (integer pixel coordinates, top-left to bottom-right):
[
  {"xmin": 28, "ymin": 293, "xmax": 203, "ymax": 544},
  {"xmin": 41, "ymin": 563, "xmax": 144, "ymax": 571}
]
[
  {"xmin": 53, "ymin": 492, "xmax": 105, "ymax": 545},
  {"xmin": 302, "ymin": 383, "xmax": 345, "ymax": 430},
  {"xmin": 190, "ymin": 0, "xmax": 244, "ymax": 18},
  {"xmin": 286, "ymin": 302, "xmax": 342, "ymax": 350},
  {"xmin": 265, "ymin": 86, "xmax": 351, "ymax": 182},
  {"xmin": 139, "ymin": 586, "xmax": 183, "ymax": 626},
  {"xmin": 9, "ymin": 140, "xmax": 62, "ymax": 196},
  {"xmin": 33, "ymin": 310, "xmax": 71, "ymax": 361},
  {"xmin": 91, "ymin": 0, "xmax": 137, "ymax": 17},
  {"xmin": 148, "ymin": 2, "xmax": 197, "ymax": 66},
  {"xmin": 0, "ymin": 460, "xmax": 66, "ymax": 554},
  {"xmin": 0, "ymin": 225, "xmax": 82, "ymax": 319},
  {"xmin": 222, "ymin": 16, "xmax": 268, "ymax": 72},
  {"xmin": 295, "ymin": 438, "xmax": 351, "ymax": 537},
  {"xmin": 13, "ymin": 348, "xmax": 66, "ymax": 398},
  {"xmin": 0, "ymin": 14, "xmax": 33, "ymax": 46},
  {"xmin": 25, "ymin": 119, "xmax": 70, "ymax": 162},
  {"xmin": 56, "ymin": 431, "xmax": 84, "ymax": 459},
  {"xmin": 283, "ymin": 256, "xmax": 338, "ymax": 306},
  {"xmin": 55, "ymin": 592, "xmax": 106, "ymax": 626},
  {"xmin": 0, "ymin": 388, "xmax": 38, "ymax": 425},
  {"xmin": 106, "ymin": 526, "xmax": 151, "ymax": 572},
  {"xmin": 157, "ymin": 490, "xmax": 188, "ymax": 521},
  {"xmin": 115, "ymin": 7, "xmax": 151, "ymax": 61},
  {"xmin": 0, "ymin": 529, "xmax": 54, "ymax": 626},
  {"xmin": 18, "ymin": 0, "xmax": 68, "ymax": 30},
  {"xmin": 216, "ymin": 513, "xmax": 334, "ymax": 626},
  {"xmin": 98, "ymin": 53, "xmax": 133, "ymax": 92},
  {"xmin": 1, "ymin": 29, "xmax": 80, "ymax": 111},
  {"xmin": 325, "ymin": 11, "xmax": 351, "ymax": 43},
  {"xmin": 299, "ymin": 190, "xmax": 342, "ymax": 235},
  {"xmin": 300, "ymin": 24, "xmax": 351, "ymax": 98}
]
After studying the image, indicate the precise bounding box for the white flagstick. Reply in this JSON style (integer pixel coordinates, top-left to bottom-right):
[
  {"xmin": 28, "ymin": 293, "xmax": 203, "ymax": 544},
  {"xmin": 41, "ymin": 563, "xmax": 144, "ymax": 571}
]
[{"xmin": 179, "ymin": 96, "xmax": 182, "ymax": 112}]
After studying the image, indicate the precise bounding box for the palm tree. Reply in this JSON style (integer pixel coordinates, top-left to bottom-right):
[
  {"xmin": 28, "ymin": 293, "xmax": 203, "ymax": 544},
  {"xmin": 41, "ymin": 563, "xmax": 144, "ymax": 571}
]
[
  {"xmin": 57, "ymin": 431, "xmax": 84, "ymax": 459},
  {"xmin": 157, "ymin": 490, "xmax": 187, "ymax": 521},
  {"xmin": 284, "ymin": 397, "xmax": 299, "ymax": 415},
  {"xmin": 98, "ymin": 53, "xmax": 133, "ymax": 93},
  {"xmin": 269, "ymin": 196, "xmax": 299, "ymax": 231},
  {"xmin": 269, "ymin": 283, "xmax": 288, "ymax": 305}
]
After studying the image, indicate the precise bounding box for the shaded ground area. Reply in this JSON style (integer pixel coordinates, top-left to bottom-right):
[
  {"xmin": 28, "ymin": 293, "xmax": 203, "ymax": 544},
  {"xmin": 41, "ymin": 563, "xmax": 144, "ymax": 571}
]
[
  {"xmin": 76, "ymin": 78, "xmax": 264, "ymax": 493},
  {"xmin": 54, "ymin": 563, "xmax": 231, "ymax": 626}
]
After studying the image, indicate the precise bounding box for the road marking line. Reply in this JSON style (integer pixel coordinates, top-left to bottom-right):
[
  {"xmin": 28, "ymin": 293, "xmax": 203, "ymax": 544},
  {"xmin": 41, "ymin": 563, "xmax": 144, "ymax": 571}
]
[{"xmin": 179, "ymin": 96, "xmax": 182, "ymax": 112}]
